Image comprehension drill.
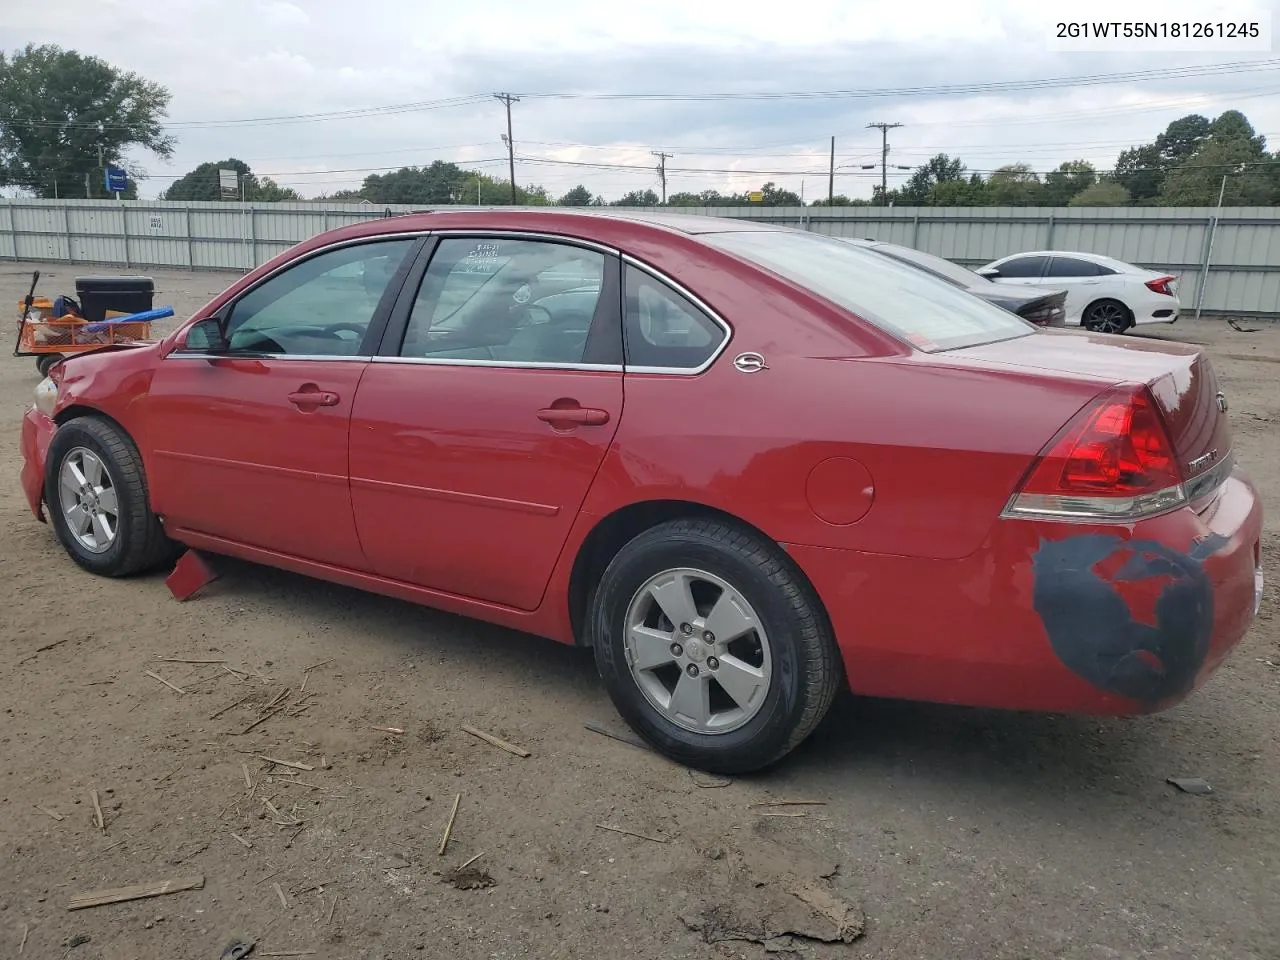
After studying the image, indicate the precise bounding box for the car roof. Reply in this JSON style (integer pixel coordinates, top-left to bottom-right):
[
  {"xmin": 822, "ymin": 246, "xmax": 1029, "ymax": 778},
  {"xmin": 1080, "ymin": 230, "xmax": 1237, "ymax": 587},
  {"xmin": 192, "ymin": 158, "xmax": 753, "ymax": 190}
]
[
  {"xmin": 305, "ymin": 208, "xmax": 791, "ymax": 263},
  {"xmin": 403, "ymin": 208, "xmax": 781, "ymax": 235}
]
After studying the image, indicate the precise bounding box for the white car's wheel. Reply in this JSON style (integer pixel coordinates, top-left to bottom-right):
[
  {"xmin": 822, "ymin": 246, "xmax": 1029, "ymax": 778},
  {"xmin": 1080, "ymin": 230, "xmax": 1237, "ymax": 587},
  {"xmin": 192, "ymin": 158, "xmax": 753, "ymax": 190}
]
[{"xmin": 1082, "ymin": 298, "xmax": 1132, "ymax": 335}]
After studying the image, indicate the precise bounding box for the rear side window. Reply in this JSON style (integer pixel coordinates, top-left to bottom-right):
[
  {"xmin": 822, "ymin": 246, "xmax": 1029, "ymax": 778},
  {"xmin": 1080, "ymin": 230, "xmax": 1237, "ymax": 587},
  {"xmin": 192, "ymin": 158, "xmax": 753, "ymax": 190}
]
[
  {"xmin": 623, "ymin": 265, "xmax": 726, "ymax": 370},
  {"xmin": 704, "ymin": 230, "xmax": 1032, "ymax": 353},
  {"xmin": 994, "ymin": 256, "xmax": 1048, "ymax": 278},
  {"xmin": 1045, "ymin": 257, "xmax": 1104, "ymax": 278}
]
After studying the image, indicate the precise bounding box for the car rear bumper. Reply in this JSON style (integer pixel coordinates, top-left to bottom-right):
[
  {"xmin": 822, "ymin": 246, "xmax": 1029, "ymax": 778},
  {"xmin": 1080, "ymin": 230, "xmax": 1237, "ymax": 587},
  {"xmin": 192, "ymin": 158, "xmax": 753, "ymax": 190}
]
[
  {"xmin": 785, "ymin": 468, "xmax": 1263, "ymax": 715},
  {"xmin": 20, "ymin": 406, "xmax": 55, "ymax": 522}
]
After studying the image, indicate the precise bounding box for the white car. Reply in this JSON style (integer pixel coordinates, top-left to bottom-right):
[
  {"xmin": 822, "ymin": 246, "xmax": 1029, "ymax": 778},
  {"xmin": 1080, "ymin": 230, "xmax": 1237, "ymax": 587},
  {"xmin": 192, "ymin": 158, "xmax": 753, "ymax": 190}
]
[{"xmin": 975, "ymin": 251, "xmax": 1181, "ymax": 335}]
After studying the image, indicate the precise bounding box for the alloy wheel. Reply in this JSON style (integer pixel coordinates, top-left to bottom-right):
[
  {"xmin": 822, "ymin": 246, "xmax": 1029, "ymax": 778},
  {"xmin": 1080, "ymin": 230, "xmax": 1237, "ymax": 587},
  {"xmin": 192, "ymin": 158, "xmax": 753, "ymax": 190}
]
[
  {"xmin": 623, "ymin": 567, "xmax": 772, "ymax": 734},
  {"xmin": 57, "ymin": 447, "xmax": 119, "ymax": 554}
]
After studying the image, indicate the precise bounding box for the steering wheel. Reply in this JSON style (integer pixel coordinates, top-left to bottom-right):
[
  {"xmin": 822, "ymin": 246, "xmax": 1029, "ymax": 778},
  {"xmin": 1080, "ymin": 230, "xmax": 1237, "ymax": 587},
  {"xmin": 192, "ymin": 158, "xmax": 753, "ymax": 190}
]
[
  {"xmin": 319, "ymin": 322, "xmax": 368, "ymax": 339},
  {"xmin": 523, "ymin": 304, "xmax": 553, "ymax": 326}
]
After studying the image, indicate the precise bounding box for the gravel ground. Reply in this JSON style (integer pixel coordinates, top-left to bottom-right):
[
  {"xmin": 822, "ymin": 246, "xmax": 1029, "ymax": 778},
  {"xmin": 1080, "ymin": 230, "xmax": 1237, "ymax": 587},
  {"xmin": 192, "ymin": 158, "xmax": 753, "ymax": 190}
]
[{"xmin": 1, "ymin": 261, "xmax": 1277, "ymax": 960}]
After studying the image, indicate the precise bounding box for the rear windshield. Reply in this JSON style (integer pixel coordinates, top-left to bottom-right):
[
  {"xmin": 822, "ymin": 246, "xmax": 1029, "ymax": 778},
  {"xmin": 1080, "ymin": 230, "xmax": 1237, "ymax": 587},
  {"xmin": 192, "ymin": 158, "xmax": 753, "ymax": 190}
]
[
  {"xmin": 865, "ymin": 241, "xmax": 988, "ymax": 290},
  {"xmin": 704, "ymin": 230, "xmax": 1034, "ymax": 352}
]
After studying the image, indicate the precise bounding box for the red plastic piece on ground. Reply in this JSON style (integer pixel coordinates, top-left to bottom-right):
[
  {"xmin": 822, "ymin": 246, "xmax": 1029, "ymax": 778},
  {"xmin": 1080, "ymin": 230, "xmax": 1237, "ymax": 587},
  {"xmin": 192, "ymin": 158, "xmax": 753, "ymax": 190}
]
[{"xmin": 165, "ymin": 549, "xmax": 218, "ymax": 601}]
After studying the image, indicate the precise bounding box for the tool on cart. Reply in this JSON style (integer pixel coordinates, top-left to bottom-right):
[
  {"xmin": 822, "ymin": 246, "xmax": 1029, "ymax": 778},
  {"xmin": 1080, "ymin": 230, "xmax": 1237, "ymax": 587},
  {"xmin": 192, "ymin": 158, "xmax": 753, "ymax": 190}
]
[{"xmin": 15, "ymin": 271, "xmax": 171, "ymax": 376}]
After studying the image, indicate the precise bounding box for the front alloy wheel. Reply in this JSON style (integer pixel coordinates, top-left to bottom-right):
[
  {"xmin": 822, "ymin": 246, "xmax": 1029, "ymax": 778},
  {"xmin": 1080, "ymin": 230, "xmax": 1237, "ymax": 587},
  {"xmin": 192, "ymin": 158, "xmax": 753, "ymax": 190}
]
[
  {"xmin": 57, "ymin": 447, "xmax": 120, "ymax": 554},
  {"xmin": 45, "ymin": 415, "xmax": 178, "ymax": 577}
]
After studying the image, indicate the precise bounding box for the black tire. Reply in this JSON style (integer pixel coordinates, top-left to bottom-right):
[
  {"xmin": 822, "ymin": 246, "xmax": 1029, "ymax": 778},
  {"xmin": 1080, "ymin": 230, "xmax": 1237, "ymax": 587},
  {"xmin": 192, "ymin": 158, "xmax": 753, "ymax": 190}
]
[
  {"xmin": 590, "ymin": 517, "xmax": 842, "ymax": 774},
  {"xmin": 1081, "ymin": 298, "xmax": 1133, "ymax": 335},
  {"xmin": 36, "ymin": 354, "xmax": 62, "ymax": 377},
  {"xmin": 44, "ymin": 415, "xmax": 178, "ymax": 577}
]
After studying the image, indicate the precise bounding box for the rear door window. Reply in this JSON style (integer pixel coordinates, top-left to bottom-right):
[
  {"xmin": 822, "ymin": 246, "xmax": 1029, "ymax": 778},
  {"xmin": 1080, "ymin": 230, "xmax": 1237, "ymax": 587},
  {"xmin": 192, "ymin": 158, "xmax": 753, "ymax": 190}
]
[{"xmin": 1045, "ymin": 257, "xmax": 1104, "ymax": 278}]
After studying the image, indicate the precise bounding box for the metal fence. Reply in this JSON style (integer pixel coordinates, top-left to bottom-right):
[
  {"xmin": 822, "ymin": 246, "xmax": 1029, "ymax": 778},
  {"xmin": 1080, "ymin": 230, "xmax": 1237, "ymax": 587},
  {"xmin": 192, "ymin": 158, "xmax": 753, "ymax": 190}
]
[{"xmin": 3, "ymin": 199, "xmax": 1278, "ymax": 318}]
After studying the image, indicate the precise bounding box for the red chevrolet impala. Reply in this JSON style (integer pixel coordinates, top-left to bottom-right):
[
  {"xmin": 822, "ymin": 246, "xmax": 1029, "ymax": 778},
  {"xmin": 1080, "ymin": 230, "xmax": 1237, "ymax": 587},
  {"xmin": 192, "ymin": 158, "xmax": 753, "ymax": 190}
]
[{"xmin": 19, "ymin": 211, "xmax": 1265, "ymax": 773}]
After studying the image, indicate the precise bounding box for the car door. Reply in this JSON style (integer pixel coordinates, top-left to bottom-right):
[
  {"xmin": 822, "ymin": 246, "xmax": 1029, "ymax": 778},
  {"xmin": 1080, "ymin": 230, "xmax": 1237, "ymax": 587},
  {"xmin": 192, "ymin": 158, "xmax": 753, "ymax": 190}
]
[
  {"xmin": 147, "ymin": 236, "xmax": 420, "ymax": 566},
  {"xmin": 349, "ymin": 234, "xmax": 624, "ymax": 611},
  {"xmin": 985, "ymin": 254, "xmax": 1049, "ymax": 289},
  {"xmin": 1042, "ymin": 255, "xmax": 1109, "ymax": 321}
]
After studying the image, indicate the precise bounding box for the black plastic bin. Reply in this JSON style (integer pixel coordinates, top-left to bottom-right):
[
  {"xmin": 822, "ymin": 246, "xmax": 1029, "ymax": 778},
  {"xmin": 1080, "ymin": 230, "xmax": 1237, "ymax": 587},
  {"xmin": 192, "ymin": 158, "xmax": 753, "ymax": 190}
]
[{"xmin": 74, "ymin": 276, "xmax": 155, "ymax": 324}]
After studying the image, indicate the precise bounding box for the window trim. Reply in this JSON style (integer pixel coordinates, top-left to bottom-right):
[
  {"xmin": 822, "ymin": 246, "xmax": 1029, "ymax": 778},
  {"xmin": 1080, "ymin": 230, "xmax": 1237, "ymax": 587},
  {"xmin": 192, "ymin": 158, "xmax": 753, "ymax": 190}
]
[
  {"xmin": 167, "ymin": 233, "xmax": 428, "ymax": 363},
  {"xmin": 620, "ymin": 254, "xmax": 733, "ymax": 376},
  {"xmin": 167, "ymin": 228, "xmax": 736, "ymax": 375}
]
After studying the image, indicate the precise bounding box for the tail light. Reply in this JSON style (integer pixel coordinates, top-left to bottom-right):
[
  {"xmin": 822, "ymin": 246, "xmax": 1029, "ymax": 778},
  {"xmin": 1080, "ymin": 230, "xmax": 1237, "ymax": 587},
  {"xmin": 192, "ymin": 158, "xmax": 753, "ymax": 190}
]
[
  {"xmin": 1021, "ymin": 303, "xmax": 1065, "ymax": 326},
  {"xmin": 1002, "ymin": 385, "xmax": 1188, "ymax": 521},
  {"xmin": 1145, "ymin": 275, "xmax": 1177, "ymax": 297}
]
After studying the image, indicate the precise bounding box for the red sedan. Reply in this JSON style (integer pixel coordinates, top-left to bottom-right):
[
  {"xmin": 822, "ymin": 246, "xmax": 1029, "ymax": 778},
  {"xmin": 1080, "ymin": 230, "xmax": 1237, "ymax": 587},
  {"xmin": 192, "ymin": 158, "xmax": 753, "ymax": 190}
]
[{"xmin": 19, "ymin": 211, "xmax": 1265, "ymax": 773}]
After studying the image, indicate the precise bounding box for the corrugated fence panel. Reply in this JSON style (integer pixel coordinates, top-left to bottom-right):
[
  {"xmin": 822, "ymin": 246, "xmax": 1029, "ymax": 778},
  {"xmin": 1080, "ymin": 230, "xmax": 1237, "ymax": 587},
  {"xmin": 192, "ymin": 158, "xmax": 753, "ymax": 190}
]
[{"xmin": 4, "ymin": 200, "xmax": 1280, "ymax": 317}]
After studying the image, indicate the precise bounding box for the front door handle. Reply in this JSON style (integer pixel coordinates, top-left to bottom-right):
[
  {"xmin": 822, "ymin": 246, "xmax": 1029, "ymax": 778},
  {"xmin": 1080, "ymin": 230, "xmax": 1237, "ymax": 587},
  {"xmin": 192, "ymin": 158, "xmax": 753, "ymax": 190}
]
[
  {"xmin": 537, "ymin": 406, "xmax": 610, "ymax": 427},
  {"xmin": 287, "ymin": 387, "xmax": 340, "ymax": 409}
]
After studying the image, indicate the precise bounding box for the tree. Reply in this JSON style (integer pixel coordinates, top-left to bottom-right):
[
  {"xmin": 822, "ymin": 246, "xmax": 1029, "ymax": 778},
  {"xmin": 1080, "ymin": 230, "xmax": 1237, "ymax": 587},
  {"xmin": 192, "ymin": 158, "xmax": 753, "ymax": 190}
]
[
  {"xmin": 612, "ymin": 189, "xmax": 660, "ymax": 206},
  {"xmin": 1068, "ymin": 181, "xmax": 1131, "ymax": 206},
  {"xmin": 0, "ymin": 44, "xmax": 173, "ymax": 199},
  {"xmin": 1160, "ymin": 138, "xmax": 1278, "ymax": 206},
  {"xmin": 351, "ymin": 162, "xmax": 549, "ymax": 206},
  {"xmin": 809, "ymin": 195, "xmax": 868, "ymax": 206},
  {"xmin": 929, "ymin": 174, "xmax": 988, "ymax": 206},
  {"xmin": 557, "ymin": 184, "xmax": 595, "ymax": 206},
  {"xmin": 757, "ymin": 181, "xmax": 802, "ymax": 205},
  {"xmin": 254, "ymin": 177, "xmax": 300, "ymax": 202},
  {"xmin": 986, "ymin": 164, "xmax": 1044, "ymax": 205},
  {"xmin": 899, "ymin": 154, "xmax": 967, "ymax": 204},
  {"xmin": 666, "ymin": 189, "xmax": 734, "ymax": 206},
  {"xmin": 160, "ymin": 158, "xmax": 300, "ymax": 201},
  {"xmin": 1044, "ymin": 160, "xmax": 1097, "ymax": 205},
  {"xmin": 162, "ymin": 158, "xmax": 249, "ymax": 200},
  {"xmin": 1114, "ymin": 144, "xmax": 1163, "ymax": 202},
  {"xmin": 1115, "ymin": 114, "xmax": 1212, "ymax": 202},
  {"xmin": 1207, "ymin": 110, "xmax": 1265, "ymax": 154}
]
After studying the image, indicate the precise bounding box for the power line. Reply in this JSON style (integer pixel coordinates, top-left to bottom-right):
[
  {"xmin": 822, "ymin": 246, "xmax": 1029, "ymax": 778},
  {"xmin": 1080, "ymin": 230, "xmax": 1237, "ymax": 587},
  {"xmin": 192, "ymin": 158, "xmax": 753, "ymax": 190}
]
[
  {"xmin": 518, "ymin": 59, "xmax": 1280, "ymax": 102},
  {"xmin": 8, "ymin": 59, "xmax": 1278, "ymax": 135}
]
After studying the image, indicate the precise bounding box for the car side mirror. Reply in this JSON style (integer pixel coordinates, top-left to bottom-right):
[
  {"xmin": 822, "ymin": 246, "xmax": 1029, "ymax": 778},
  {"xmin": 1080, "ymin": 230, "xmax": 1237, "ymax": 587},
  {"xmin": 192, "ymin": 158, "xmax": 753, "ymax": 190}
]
[
  {"xmin": 975, "ymin": 266, "xmax": 1000, "ymax": 279},
  {"xmin": 185, "ymin": 317, "xmax": 228, "ymax": 352}
]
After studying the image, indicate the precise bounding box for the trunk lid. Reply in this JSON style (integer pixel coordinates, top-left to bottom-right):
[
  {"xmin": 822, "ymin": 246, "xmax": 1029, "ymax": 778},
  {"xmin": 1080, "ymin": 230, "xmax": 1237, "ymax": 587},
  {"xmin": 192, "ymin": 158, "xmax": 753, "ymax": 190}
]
[{"xmin": 939, "ymin": 329, "xmax": 1232, "ymax": 485}]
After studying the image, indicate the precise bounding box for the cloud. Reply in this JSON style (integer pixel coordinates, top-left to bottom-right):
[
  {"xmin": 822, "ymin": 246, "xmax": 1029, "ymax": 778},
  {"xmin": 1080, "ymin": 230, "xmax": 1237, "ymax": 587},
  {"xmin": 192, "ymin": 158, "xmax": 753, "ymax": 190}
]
[{"xmin": 3, "ymin": 0, "xmax": 1277, "ymax": 200}]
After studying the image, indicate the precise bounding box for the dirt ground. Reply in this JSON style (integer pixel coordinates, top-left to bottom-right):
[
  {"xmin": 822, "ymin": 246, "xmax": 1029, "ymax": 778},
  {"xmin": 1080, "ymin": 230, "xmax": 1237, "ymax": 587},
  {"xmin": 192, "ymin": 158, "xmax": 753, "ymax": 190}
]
[{"xmin": 1, "ymin": 260, "xmax": 1277, "ymax": 960}]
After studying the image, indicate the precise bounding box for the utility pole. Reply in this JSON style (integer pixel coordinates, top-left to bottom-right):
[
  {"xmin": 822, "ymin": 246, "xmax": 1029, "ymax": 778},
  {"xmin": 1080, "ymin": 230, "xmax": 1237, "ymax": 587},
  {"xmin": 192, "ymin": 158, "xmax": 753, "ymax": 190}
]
[
  {"xmin": 828, "ymin": 136, "xmax": 835, "ymax": 205},
  {"xmin": 651, "ymin": 151, "xmax": 673, "ymax": 204},
  {"xmin": 866, "ymin": 122, "xmax": 903, "ymax": 205},
  {"xmin": 494, "ymin": 93, "xmax": 520, "ymax": 204}
]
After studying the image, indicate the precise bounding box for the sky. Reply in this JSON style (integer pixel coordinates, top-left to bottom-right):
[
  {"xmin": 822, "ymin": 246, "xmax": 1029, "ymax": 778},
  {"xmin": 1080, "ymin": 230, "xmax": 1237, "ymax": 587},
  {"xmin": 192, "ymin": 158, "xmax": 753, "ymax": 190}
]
[{"xmin": 4, "ymin": 0, "xmax": 1280, "ymax": 201}]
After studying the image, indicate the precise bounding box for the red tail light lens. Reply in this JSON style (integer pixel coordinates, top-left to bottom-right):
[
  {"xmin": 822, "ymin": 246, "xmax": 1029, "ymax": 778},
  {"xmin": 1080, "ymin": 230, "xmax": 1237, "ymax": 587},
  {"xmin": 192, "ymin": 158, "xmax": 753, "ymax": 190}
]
[
  {"xmin": 1145, "ymin": 275, "xmax": 1177, "ymax": 297},
  {"xmin": 1004, "ymin": 386, "xmax": 1187, "ymax": 520}
]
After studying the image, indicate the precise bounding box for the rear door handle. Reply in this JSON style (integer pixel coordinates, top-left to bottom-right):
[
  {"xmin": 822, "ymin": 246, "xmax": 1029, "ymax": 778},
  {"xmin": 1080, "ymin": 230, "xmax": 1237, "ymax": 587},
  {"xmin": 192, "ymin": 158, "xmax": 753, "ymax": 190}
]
[
  {"xmin": 537, "ymin": 406, "xmax": 610, "ymax": 426},
  {"xmin": 287, "ymin": 389, "xmax": 340, "ymax": 408}
]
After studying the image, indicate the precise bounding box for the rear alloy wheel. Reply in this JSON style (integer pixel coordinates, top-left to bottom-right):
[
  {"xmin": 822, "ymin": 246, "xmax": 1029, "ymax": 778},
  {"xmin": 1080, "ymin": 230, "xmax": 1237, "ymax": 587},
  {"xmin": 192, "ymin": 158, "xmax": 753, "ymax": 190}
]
[
  {"xmin": 45, "ymin": 416, "xmax": 177, "ymax": 577},
  {"xmin": 591, "ymin": 518, "xmax": 842, "ymax": 774},
  {"xmin": 1082, "ymin": 298, "xmax": 1132, "ymax": 335}
]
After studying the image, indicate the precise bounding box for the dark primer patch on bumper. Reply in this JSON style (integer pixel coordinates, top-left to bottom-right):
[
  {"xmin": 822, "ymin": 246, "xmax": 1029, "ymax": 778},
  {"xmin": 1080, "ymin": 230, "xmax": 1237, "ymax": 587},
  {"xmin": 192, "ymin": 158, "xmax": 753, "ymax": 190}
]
[{"xmin": 1032, "ymin": 533, "xmax": 1229, "ymax": 703}]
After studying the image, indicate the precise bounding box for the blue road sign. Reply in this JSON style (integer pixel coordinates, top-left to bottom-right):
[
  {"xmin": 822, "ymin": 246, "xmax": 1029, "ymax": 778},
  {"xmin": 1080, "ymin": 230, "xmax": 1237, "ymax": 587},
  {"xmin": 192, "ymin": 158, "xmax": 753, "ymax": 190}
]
[{"xmin": 104, "ymin": 165, "xmax": 128, "ymax": 194}]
